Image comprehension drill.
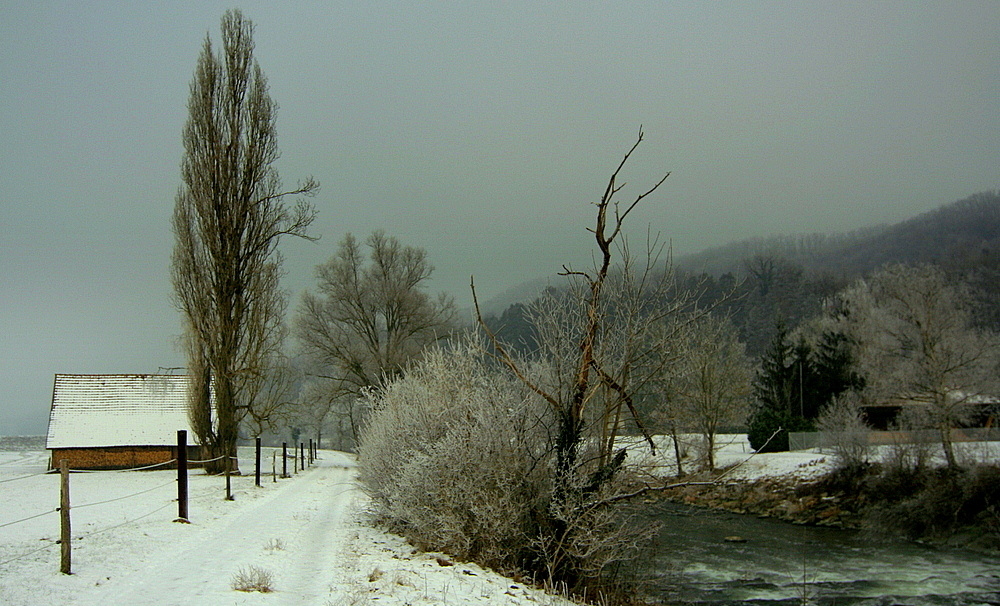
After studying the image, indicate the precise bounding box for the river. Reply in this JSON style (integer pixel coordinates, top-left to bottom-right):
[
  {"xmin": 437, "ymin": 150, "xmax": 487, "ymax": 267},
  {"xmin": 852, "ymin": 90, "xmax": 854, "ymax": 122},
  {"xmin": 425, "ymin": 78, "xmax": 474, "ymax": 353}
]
[{"xmin": 643, "ymin": 502, "xmax": 1000, "ymax": 605}]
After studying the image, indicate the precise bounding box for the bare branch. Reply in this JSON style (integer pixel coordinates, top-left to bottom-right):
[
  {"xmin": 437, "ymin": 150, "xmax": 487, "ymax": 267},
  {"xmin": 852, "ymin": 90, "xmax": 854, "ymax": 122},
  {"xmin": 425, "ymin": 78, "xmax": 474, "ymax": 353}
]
[{"xmin": 471, "ymin": 277, "xmax": 561, "ymax": 411}]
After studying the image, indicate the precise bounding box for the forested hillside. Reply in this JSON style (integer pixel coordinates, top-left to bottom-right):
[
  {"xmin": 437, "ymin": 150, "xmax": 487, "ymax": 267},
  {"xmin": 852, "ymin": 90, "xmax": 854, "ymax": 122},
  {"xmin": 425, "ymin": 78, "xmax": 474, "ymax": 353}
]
[
  {"xmin": 484, "ymin": 191, "xmax": 1000, "ymax": 357},
  {"xmin": 678, "ymin": 191, "xmax": 1000, "ymax": 278}
]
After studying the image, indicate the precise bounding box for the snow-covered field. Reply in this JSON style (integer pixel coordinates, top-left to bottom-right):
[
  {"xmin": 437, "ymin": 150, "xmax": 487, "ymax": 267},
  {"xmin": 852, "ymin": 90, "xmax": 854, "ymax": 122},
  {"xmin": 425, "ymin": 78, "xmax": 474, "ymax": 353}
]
[{"xmin": 0, "ymin": 445, "xmax": 573, "ymax": 606}]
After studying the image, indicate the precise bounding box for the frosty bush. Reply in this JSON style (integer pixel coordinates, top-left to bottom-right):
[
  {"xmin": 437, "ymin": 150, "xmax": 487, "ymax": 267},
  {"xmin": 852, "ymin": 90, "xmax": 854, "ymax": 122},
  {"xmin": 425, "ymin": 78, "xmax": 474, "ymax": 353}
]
[
  {"xmin": 817, "ymin": 393, "xmax": 870, "ymax": 470},
  {"xmin": 357, "ymin": 339, "xmax": 654, "ymax": 589},
  {"xmin": 358, "ymin": 340, "xmax": 551, "ymax": 569}
]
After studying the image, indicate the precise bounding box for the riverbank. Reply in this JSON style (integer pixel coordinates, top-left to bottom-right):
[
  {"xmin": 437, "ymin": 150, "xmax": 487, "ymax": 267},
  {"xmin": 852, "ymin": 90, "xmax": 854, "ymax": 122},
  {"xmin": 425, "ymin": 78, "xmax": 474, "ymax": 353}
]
[
  {"xmin": 660, "ymin": 473, "xmax": 864, "ymax": 529},
  {"xmin": 651, "ymin": 441, "xmax": 1000, "ymax": 553}
]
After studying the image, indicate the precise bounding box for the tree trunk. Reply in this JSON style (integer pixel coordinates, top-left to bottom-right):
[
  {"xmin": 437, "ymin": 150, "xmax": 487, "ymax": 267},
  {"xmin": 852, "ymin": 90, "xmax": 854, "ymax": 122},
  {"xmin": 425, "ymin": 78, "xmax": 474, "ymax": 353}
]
[
  {"xmin": 670, "ymin": 422, "xmax": 685, "ymax": 477},
  {"xmin": 939, "ymin": 422, "xmax": 957, "ymax": 469}
]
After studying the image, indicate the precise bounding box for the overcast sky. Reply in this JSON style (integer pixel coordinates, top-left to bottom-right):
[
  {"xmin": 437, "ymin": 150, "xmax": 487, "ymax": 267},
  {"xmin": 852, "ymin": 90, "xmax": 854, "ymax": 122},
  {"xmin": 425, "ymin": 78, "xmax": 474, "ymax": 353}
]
[{"xmin": 2, "ymin": 2, "xmax": 998, "ymax": 435}]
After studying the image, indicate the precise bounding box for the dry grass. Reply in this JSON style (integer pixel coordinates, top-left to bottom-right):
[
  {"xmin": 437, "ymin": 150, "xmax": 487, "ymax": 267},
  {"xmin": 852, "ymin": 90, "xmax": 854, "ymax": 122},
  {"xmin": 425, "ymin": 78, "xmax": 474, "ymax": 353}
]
[{"xmin": 231, "ymin": 564, "xmax": 274, "ymax": 593}]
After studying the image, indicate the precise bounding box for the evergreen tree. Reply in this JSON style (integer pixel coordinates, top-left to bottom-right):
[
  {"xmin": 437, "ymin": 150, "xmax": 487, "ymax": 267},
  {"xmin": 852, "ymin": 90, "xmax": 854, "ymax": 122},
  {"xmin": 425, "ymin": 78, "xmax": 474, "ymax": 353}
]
[
  {"xmin": 811, "ymin": 329, "xmax": 865, "ymax": 405},
  {"xmin": 748, "ymin": 324, "xmax": 812, "ymax": 451}
]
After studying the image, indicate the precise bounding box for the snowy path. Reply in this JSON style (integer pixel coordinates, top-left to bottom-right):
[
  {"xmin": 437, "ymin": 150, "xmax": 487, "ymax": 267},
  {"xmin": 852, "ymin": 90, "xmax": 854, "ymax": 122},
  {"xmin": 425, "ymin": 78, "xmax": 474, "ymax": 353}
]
[
  {"xmin": 0, "ymin": 452, "xmax": 357, "ymax": 606},
  {"xmin": 2, "ymin": 448, "xmax": 574, "ymax": 606},
  {"xmin": 67, "ymin": 453, "xmax": 358, "ymax": 606}
]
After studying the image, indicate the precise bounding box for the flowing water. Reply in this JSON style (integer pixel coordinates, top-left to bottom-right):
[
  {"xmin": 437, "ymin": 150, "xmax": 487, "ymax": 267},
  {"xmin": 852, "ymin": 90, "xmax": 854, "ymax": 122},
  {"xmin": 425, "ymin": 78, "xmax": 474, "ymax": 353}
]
[{"xmin": 643, "ymin": 502, "xmax": 1000, "ymax": 605}]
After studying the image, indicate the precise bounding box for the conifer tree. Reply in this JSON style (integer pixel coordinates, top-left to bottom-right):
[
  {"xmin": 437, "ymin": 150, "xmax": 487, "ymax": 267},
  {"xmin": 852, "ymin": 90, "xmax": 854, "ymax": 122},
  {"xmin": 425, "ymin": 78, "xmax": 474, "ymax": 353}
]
[{"xmin": 748, "ymin": 324, "xmax": 811, "ymax": 451}]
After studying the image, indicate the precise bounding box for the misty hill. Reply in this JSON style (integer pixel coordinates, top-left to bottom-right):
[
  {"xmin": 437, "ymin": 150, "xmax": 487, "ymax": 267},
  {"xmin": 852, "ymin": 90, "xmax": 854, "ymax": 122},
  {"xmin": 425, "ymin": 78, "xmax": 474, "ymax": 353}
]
[
  {"xmin": 482, "ymin": 191, "xmax": 1000, "ymax": 357},
  {"xmin": 676, "ymin": 191, "xmax": 1000, "ymax": 279}
]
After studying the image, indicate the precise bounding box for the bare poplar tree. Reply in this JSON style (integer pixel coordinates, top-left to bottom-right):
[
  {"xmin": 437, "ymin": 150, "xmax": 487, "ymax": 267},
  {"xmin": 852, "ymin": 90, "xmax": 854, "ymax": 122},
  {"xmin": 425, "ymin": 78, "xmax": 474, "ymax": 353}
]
[
  {"xmin": 171, "ymin": 9, "xmax": 318, "ymax": 470},
  {"xmin": 836, "ymin": 263, "xmax": 1000, "ymax": 468},
  {"xmin": 294, "ymin": 230, "xmax": 456, "ymax": 444}
]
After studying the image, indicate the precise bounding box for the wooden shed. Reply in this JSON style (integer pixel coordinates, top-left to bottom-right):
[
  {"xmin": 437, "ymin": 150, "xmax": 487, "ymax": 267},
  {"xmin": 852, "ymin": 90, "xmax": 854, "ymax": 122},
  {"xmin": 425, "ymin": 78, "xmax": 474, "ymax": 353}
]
[{"xmin": 45, "ymin": 374, "xmax": 208, "ymax": 471}]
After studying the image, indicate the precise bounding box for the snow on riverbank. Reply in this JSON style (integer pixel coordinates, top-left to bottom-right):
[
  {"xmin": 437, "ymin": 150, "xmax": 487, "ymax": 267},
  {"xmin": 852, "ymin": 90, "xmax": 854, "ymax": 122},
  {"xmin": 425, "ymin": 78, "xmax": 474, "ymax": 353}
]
[
  {"xmin": 623, "ymin": 433, "xmax": 1000, "ymax": 481},
  {"xmin": 0, "ymin": 445, "xmax": 573, "ymax": 606},
  {"xmin": 621, "ymin": 434, "xmax": 834, "ymax": 481}
]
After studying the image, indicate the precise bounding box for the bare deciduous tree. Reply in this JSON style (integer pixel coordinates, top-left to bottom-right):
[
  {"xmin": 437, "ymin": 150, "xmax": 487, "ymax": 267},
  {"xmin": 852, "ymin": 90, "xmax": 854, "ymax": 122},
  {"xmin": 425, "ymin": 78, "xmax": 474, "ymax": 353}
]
[
  {"xmin": 295, "ymin": 231, "xmax": 456, "ymax": 445},
  {"xmin": 835, "ymin": 263, "xmax": 1000, "ymax": 468},
  {"xmin": 171, "ymin": 9, "xmax": 318, "ymax": 470},
  {"xmin": 676, "ymin": 313, "xmax": 752, "ymax": 471},
  {"xmin": 240, "ymin": 356, "xmax": 299, "ymax": 439},
  {"xmin": 294, "ymin": 375, "xmax": 354, "ymax": 451},
  {"xmin": 477, "ymin": 132, "xmax": 667, "ymax": 479},
  {"xmin": 472, "ymin": 129, "xmax": 683, "ymax": 585},
  {"xmin": 640, "ymin": 314, "xmax": 706, "ymax": 477}
]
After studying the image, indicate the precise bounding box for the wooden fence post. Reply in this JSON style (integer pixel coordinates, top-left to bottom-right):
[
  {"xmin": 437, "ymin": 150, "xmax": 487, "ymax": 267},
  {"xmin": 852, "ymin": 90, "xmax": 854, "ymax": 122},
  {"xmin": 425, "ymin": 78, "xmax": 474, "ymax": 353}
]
[
  {"xmin": 272, "ymin": 450, "xmax": 276, "ymax": 482},
  {"xmin": 255, "ymin": 437, "xmax": 261, "ymax": 487},
  {"xmin": 176, "ymin": 430, "xmax": 189, "ymax": 523},
  {"xmin": 225, "ymin": 452, "xmax": 233, "ymax": 501},
  {"xmin": 59, "ymin": 459, "xmax": 71, "ymax": 575},
  {"xmin": 282, "ymin": 442, "xmax": 288, "ymax": 478}
]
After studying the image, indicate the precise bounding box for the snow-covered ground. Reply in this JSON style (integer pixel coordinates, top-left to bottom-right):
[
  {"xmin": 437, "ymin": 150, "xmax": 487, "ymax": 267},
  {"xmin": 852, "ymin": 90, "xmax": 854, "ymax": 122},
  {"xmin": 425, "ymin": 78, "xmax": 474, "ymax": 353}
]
[
  {"xmin": 623, "ymin": 433, "xmax": 1000, "ymax": 481},
  {"xmin": 0, "ymin": 446, "xmax": 573, "ymax": 606},
  {"xmin": 4, "ymin": 436, "xmax": 997, "ymax": 606}
]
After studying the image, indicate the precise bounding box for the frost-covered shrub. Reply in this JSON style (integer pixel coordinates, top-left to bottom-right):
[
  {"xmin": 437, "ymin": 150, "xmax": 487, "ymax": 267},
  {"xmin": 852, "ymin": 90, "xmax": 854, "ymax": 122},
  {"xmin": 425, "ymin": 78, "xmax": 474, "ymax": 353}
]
[
  {"xmin": 357, "ymin": 341, "xmax": 552, "ymax": 569},
  {"xmin": 357, "ymin": 339, "xmax": 655, "ymax": 589},
  {"xmin": 817, "ymin": 393, "xmax": 870, "ymax": 470}
]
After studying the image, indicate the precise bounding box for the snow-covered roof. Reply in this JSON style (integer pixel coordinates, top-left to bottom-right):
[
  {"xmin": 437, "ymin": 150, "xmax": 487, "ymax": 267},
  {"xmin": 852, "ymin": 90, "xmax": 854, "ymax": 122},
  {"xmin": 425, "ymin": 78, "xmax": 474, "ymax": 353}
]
[{"xmin": 46, "ymin": 374, "xmax": 203, "ymax": 449}]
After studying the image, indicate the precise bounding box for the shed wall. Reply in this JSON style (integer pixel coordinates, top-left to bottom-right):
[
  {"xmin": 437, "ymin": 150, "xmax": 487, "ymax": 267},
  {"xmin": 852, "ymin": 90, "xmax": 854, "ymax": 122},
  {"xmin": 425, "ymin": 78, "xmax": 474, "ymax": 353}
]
[{"xmin": 48, "ymin": 445, "xmax": 209, "ymax": 471}]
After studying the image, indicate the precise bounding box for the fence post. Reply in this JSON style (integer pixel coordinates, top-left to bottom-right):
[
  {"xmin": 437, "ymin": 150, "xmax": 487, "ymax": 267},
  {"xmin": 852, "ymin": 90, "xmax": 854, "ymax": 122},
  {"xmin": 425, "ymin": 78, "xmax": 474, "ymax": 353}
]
[
  {"xmin": 300, "ymin": 443, "xmax": 305, "ymax": 469},
  {"xmin": 225, "ymin": 452, "xmax": 233, "ymax": 501},
  {"xmin": 282, "ymin": 442, "xmax": 288, "ymax": 478},
  {"xmin": 255, "ymin": 437, "xmax": 261, "ymax": 487},
  {"xmin": 59, "ymin": 459, "xmax": 71, "ymax": 575},
  {"xmin": 176, "ymin": 430, "xmax": 189, "ymax": 523},
  {"xmin": 272, "ymin": 450, "xmax": 276, "ymax": 482},
  {"xmin": 308, "ymin": 439, "xmax": 314, "ymax": 465}
]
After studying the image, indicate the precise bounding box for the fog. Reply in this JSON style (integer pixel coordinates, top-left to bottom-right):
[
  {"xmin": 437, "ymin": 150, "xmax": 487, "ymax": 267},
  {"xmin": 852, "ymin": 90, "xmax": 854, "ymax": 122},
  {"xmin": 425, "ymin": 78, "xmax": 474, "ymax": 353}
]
[{"xmin": 2, "ymin": 2, "xmax": 998, "ymax": 435}]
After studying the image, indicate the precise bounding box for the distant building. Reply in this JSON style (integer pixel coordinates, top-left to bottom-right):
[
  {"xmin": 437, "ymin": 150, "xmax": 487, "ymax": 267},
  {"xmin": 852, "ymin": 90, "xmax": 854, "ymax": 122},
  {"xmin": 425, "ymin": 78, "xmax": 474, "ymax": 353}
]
[
  {"xmin": 861, "ymin": 391, "xmax": 999, "ymax": 431},
  {"xmin": 45, "ymin": 374, "xmax": 209, "ymax": 471}
]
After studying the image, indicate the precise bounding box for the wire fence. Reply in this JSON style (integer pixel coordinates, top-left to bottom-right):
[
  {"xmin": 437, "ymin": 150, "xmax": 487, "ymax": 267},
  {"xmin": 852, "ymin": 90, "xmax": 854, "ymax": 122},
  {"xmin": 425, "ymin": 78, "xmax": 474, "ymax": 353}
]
[
  {"xmin": 0, "ymin": 493, "xmax": 178, "ymax": 568},
  {"xmin": 0, "ymin": 475, "xmax": 176, "ymax": 532},
  {"xmin": 0, "ymin": 441, "xmax": 321, "ymax": 573},
  {"xmin": 0, "ymin": 508, "xmax": 57, "ymax": 530},
  {"xmin": 73, "ymin": 479, "xmax": 177, "ymax": 510},
  {"xmin": 0, "ymin": 470, "xmax": 50, "ymax": 484},
  {"xmin": 0, "ymin": 539, "xmax": 59, "ymax": 568},
  {"xmin": 68, "ymin": 459, "xmax": 178, "ymax": 473},
  {"xmin": 187, "ymin": 454, "xmax": 230, "ymax": 464},
  {"xmin": 74, "ymin": 501, "xmax": 177, "ymax": 541}
]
